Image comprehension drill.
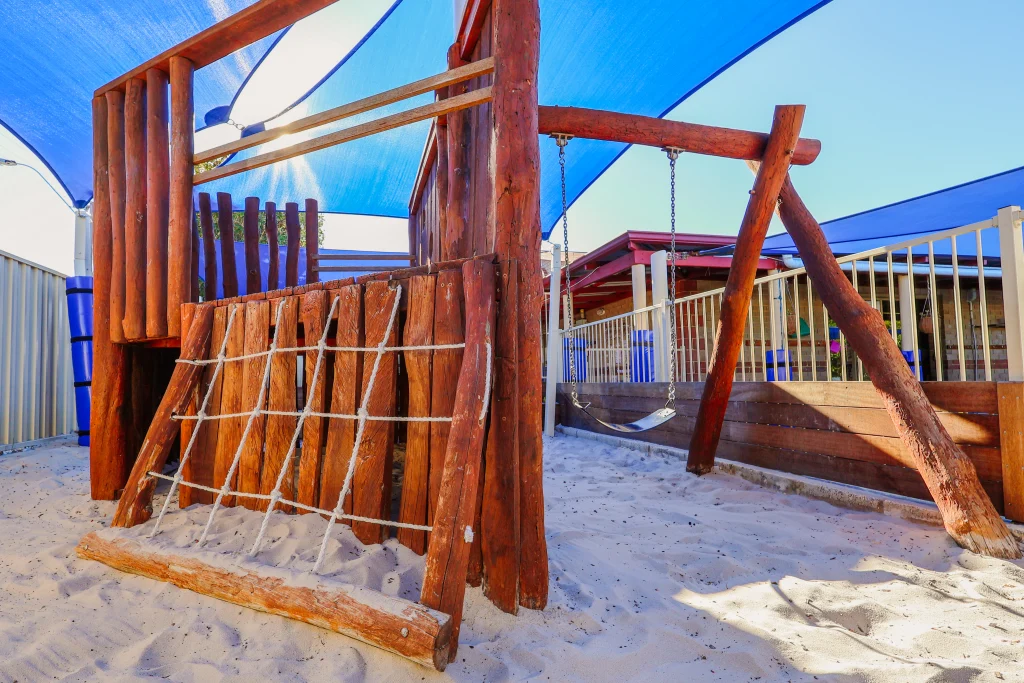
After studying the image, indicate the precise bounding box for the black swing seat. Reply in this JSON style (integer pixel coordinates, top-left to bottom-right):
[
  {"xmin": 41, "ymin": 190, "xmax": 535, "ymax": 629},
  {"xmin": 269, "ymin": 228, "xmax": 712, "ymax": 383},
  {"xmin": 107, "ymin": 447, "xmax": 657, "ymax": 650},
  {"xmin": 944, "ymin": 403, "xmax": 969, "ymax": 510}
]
[{"xmin": 574, "ymin": 400, "xmax": 676, "ymax": 433}]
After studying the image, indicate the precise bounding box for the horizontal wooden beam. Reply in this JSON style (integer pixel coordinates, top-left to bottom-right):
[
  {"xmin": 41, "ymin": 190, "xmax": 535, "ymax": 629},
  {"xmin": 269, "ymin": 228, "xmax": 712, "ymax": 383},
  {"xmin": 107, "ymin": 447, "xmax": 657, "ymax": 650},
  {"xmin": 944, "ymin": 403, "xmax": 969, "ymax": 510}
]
[
  {"xmin": 315, "ymin": 266, "xmax": 398, "ymax": 273},
  {"xmin": 195, "ymin": 58, "xmax": 495, "ymax": 164},
  {"xmin": 77, "ymin": 531, "xmax": 452, "ymax": 670},
  {"xmin": 538, "ymin": 106, "xmax": 821, "ymax": 166},
  {"xmin": 95, "ymin": 0, "xmax": 337, "ymax": 97},
  {"xmin": 195, "ymin": 87, "xmax": 492, "ymax": 185},
  {"xmin": 315, "ymin": 253, "xmax": 415, "ymax": 261}
]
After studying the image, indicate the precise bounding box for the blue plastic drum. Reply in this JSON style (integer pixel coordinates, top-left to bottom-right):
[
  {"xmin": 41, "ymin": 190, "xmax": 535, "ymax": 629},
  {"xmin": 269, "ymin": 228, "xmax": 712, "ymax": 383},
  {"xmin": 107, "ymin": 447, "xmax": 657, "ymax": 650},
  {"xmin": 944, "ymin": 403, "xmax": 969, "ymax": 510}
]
[{"xmin": 66, "ymin": 276, "xmax": 93, "ymax": 446}]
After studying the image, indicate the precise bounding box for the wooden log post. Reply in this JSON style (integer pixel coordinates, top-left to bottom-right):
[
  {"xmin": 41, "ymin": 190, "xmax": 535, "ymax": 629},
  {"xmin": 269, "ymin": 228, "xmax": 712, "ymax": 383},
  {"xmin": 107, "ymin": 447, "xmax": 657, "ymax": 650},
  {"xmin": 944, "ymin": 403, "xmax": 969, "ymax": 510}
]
[
  {"xmin": 686, "ymin": 105, "xmax": 806, "ymax": 474},
  {"xmin": 198, "ymin": 192, "xmax": 218, "ymax": 299},
  {"xmin": 243, "ymin": 196, "xmax": 262, "ymax": 294},
  {"xmin": 775, "ymin": 175, "xmax": 1021, "ymax": 559},
  {"xmin": 183, "ymin": 306, "xmax": 227, "ymax": 507},
  {"xmin": 191, "ymin": 209, "xmax": 201, "ymax": 302},
  {"xmin": 285, "ymin": 202, "xmax": 301, "ymax": 287},
  {"xmin": 492, "ymin": 0, "xmax": 548, "ymax": 610},
  {"xmin": 212, "ymin": 303, "xmax": 247, "ymax": 507},
  {"xmin": 217, "ymin": 192, "xmax": 239, "ymax": 298},
  {"xmin": 266, "ymin": 201, "xmax": 280, "ymax": 290},
  {"xmin": 146, "ymin": 68, "xmax": 170, "ymax": 338},
  {"xmin": 167, "ymin": 56, "xmax": 195, "ymax": 337},
  {"xmin": 111, "ymin": 305, "xmax": 215, "ymax": 527},
  {"xmin": 428, "ymin": 270, "xmax": 465, "ymax": 524},
  {"xmin": 421, "ymin": 257, "xmax": 497, "ymax": 659},
  {"xmin": 260, "ymin": 296, "xmax": 298, "ymax": 513},
  {"xmin": 444, "ymin": 43, "xmax": 471, "ymax": 261},
  {"xmin": 305, "ymin": 198, "xmax": 319, "ymax": 284},
  {"xmin": 90, "ymin": 96, "xmax": 131, "ymax": 500},
  {"xmin": 297, "ymin": 290, "xmax": 329, "ymax": 512},
  {"xmin": 105, "ymin": 90, "xmax": 127, "ymax": 344},
  {"xmin": 237, "ymin": 300, "xmax": 271, "ymax": 511},
  {"xmin": 123, "ymin": 77, "xmax": 148, "ymax": 340}
]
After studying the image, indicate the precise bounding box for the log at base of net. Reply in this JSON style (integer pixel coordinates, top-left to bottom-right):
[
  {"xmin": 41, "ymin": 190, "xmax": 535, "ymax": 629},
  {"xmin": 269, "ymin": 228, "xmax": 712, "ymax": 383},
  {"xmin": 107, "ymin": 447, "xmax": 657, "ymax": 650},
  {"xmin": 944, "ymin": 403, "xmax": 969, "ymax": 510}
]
[{"xmin": 76, "ymin": 531, "xmax": 453, "ymax": 671}]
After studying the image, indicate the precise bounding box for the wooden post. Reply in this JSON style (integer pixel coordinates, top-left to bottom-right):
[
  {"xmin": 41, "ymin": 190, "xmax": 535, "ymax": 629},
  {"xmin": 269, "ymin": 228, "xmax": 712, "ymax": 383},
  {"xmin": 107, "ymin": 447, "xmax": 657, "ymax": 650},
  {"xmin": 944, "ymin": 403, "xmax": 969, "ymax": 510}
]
[
  {"xmin": 777, "ymin": 175, "xmax": 1021, "ymax": 559},
  {"xmin": 285, "ymin": 202, "xmax": 300, "ymax": 287},
  {"xmin": 297, "ymin": 290, "xmax": 329, "ymax": 512},
  {"xmin": 428, "ymin": 270, "xmax": 465, "ymax": 524},
  {"xmin": 999, "ymin": 382, "xmax": 1024, "ymax": 522},
  {"xmin": 305, "ymin": 198, "xmax": 319, "ymax": 284},
  {"xmin": 105, "ymin": 90, "xmax": 127, "ymax": 344},
  {"xmin": 112, "ymin": 305, "xmax": 215, "ymax": 527},
  {"xmin": 237, "ymin": 300, "xmax": 270, "ymax": 510},
  {"xmin": 90, "ymin": 96, "xmax": 131, "ymax": 500},
  {"xmin": 492, "ymin": 0, "xmax": 548, "ymax": 610},
  {"xmin": 167, "ymin": 56, "xmax": 194, "ymax": 337},
  {"xmin": 444, "ymin": 43, "xmax": 471, "ymax": 261},
  {"xmin": 146, "ymin": 68, "xmax": 170, "ymax": 338},
  {"xmin": 482, "ymin": 259, "xmax": 520, "ymax": 613},
  {"xmin": 212, "ymin": 303, "xmax": 246, "ymax": 507},
  {"xmin": 243, "ymin": 196, "xmax": 262, "ymax": 294},
  {"xmin": 123, "ymin": 77, "xmax": 148, "ymax": 341},
  {"xmin": 421, "ymin": 258, "xmax": 497, "ymax": 659},
  {"xmin": 686, "ymin": 105, "xmax": 805, "ymax": 474},
  {"xmin": 260, "ymin": 296, "xmax": 298, "ymax": 512},
  {"xmin": 217, "ymin": 192, "xmax": 238, "ymax": 297},
  {"xmin": 198, "ymin": 192, "xmax": 218, "ymax": 298},
  {"xmin": 191, "ymin": 209, "xmax": 201, "ymax": 302},
  {"xmin": 266, "ymin": 201, "xmax": 279, "ymax": 290}
]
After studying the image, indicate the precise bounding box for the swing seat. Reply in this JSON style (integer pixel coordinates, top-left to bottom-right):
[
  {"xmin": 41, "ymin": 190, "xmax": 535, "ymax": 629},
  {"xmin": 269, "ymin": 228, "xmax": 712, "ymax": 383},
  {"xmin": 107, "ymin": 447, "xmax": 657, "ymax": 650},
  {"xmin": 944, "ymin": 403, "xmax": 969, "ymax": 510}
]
[{"xmin": 575, "ymin": 401, "xmax": 675, "ymax": 433}]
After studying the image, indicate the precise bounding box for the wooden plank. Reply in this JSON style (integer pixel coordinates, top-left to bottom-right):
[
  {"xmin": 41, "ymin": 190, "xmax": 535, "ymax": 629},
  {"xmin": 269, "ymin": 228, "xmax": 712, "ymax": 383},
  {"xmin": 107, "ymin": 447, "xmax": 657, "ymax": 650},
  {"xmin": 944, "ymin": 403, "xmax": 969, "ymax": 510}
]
[
  {"xmin": 999, "ymin": 382, "xmax": 1024, "ymax": 522},
  {"xmin": 421, "ymin": 258, "xmax": 497, "ymax": 659},
  {"xmin": 237, "ymin": 300, "xmax": 271, "ymax": 511},
  {"xmin": 266, "ymin": 201, "xmax": 280, "ymax": 291},
  {"xmin": 123, "ymin": 77, "xmax": 148, "ymax": 341},
  {"xmin": 195, "ymin": 58, "xmax": 496, "ymax": 164},
  {"xmin": 112, "ymin": 306, "xmax": 214, "ymax": 527},
  {"xmin": 90, "ymin": 95, "xmax": 131, "ymax": 500},
  {"xmin": 105, "ymin": 90, "xmax": 127, "ymax": 344},
  {"xmin": 145, "ymin": 68, "xmax": 170, "ymax": 339},
  {"xmin": 351, "ymin": 282, "xmax": 399, "ymax": 544},
  {"xmin": 285, "ymin": 202, "xmax": 300, "ymax": 287},
  {"xmin": 444, "ymin": 47, "xmax": 471, "ymax": 261},
  {"xmin": 779, "ymin": 176, "xmax": 1019, "ymax": 558},
  {"xmin": 191, "ymin": 209, "xmax": 201, "ymax": 303},
  {"xmin": 259, "ymin": 296, "xmax": 299, "ymax": 513},
  {"xmin": 296, "ymin": 291, "xmax": 330, "ymax": 512},
  {"xmin": 212, "ymin": 304, "xmax": 247, "ymax": 507},
  {"xmin": 537, "ymin": 106, "xmax": 821, "ymax": 166},
  {"xmin": 198, "ymin": 192, "xmax": 218, "ymax": 299},
  {"xmin": 77, "ymin": 531, "xmax": 453, "ymax": 671},
  {"xmin": 243, "ymin": 196, "xmax": 262, "ymax": 295},
  {"xmin": 182, "ymin": 306, "xmax": 227, "ymax": 507},
  {"xmin": 688, "ymin": 105, "xmax": 804, "ymax": 474},
  {"xmin": 217, "ymin": 192, "xmax": 239, "ymax": 298},
  {"xmin": 178, "ymin": 303, "xmax": 199, "ymax": 503},
  {"xmin": 167, "ymin": 57, "xmax": 194, "ymax": 337},
  {"xmin": 316, "ymin": 254, "xmax": 415, "ymax": 261},
  {"xmin": 429, "ymin": 269, "xmax": 465, "ymax": 525},
  {"xmin": 305, "ymin": 199, "xmax": 319, "ymax": 284},
  {"xmin": 397, "ymin": 275, "xmax": 436, "ymax": 554},
  {"xmin": 481, "ymin": 260, "xmax": 519, "ymax": 612},
  {"xmin": 95, "ymin": 0, "xmax": 337, "ymax": 97},
  {"xmin": 320, "ymin": 284, "xmax": 364, "ymax": 520},
  {"xmin": 195, "ymin": 88, "xmax": 493, "ymax": 185}
]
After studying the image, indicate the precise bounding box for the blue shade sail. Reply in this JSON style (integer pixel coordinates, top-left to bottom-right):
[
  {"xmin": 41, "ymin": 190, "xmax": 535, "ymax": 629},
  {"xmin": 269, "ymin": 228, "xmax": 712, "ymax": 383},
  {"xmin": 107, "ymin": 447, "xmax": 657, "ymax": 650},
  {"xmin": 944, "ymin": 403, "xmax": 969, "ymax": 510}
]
[
  {"xmin": 1, "ymin": 0, "xmax": 830, "ymax": 228},
  {"xmin": 760, "ymin": 166, "xmax": 1024, "ymax": 258},
  {"xmin": 0, "ymin": 0, "xmax": 279, "ymax": 205}
]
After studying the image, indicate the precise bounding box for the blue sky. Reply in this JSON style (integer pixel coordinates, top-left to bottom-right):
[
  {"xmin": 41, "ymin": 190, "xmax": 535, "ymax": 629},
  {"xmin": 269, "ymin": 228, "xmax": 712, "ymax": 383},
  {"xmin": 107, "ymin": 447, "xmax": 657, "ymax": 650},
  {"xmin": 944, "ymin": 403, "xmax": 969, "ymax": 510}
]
[{"xmin": 2, "ymin": 0, "xmax": 1023, "ymax": 272}]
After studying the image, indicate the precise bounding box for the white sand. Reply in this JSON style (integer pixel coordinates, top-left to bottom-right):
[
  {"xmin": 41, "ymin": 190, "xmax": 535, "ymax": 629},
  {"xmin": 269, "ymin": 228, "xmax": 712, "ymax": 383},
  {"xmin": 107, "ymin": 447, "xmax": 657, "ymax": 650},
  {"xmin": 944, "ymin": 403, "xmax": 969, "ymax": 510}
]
[{"xmin": 1, "ymin": 434, "xmax": 1022, "ymax": 682}]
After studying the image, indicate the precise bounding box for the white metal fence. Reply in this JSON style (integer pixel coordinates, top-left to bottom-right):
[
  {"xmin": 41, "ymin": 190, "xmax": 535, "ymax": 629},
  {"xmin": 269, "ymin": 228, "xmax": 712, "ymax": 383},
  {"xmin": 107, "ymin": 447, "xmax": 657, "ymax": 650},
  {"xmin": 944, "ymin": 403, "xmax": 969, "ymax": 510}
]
[
  {"xmin": 547, "ymin": 205, "xmax": 1024, "ymax": 393},
  {"xmin": 0, "ymin": 249, "xmax": 76, "ymax": 446}
]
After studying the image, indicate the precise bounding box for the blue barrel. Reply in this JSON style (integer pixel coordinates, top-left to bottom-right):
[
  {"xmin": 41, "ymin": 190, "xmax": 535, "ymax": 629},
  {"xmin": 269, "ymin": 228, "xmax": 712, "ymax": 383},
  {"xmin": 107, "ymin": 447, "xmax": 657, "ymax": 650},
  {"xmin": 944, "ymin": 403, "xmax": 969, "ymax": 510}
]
[
  {"xmin": 631, "ymin": 330, "xmax": 656, "ymax": 382},
  {"xmin": 765, "ymin": 348, "xmax": 790, "ymax": 381},
  {"xmin": 562, "ymin": 338, "xmax": 587, "ymax": 382},
  {"xmin": 66, "ymin": 276, "xmax": 93, "ymax": 446}
]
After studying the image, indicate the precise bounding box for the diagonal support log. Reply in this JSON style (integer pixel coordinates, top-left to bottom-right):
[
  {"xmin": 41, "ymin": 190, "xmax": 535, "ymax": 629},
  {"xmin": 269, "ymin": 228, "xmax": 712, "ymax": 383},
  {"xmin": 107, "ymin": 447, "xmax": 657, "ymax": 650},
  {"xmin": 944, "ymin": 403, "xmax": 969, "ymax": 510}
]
[
  {"xmin": 775, "ymin": 175, "xmax": 1020, "ymax": 559},
  {"xmin": 686, "ymin": 105, "xmax": 806, "ymax": 474}
]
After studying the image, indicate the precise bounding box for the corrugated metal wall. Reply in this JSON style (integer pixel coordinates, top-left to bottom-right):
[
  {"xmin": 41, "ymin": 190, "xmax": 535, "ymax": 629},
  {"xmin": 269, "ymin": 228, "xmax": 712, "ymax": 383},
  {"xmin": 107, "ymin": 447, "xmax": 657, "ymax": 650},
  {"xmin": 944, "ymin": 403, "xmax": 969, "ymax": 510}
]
[{"xmin": 0, "ymin": 249, "xmax": 75, "ymax": 446}]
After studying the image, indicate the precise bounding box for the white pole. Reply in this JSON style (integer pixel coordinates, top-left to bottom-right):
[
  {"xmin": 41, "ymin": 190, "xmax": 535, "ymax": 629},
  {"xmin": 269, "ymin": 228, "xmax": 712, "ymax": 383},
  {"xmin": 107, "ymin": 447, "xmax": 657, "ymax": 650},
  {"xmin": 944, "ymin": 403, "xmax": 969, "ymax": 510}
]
[
  {"xmin": 998, "ymin": 206, "xmax": 1024, "ymax": 381},
  {"xmin": 898, "ymin": 274, "xmax": 918, "ymax": 378},
  {"xmin": 544, "ymin": 244, "xmax": 563, "ymax": 436},
  {"xmin": 631, "ymin": 262, "xmax": 648, "ymax": 327},
  {"xmin": 650, "ymin": 250, "xmax": 669, "ymax": 382},
  {"xmin": 73, "ymin": 208, "xmax": 92, "ymax": 277}
]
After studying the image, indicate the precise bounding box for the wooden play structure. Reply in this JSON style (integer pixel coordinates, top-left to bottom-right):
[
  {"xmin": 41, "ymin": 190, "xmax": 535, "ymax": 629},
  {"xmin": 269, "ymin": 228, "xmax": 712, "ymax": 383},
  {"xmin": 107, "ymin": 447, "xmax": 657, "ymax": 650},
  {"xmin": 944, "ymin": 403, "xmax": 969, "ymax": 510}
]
[{"xmin": 82, "ymin": 0, "xmax": 1020, "ymax": 672}]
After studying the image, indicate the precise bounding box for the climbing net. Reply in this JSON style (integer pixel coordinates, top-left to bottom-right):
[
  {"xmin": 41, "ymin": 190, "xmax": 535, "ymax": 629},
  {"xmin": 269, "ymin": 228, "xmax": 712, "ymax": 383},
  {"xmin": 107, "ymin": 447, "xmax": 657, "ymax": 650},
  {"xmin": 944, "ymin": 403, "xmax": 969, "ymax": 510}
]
[{"xmin": 149, "ymin": 285, "xmax": 487, "ymax": 573}]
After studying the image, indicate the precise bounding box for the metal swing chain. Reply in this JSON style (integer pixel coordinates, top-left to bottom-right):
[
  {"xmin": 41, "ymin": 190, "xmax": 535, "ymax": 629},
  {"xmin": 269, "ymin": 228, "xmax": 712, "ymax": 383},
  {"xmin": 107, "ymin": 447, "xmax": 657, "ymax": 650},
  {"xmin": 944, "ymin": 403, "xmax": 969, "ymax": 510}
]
[
  {"xmin": 664, "ymin": 147, "xmax": 682, "ymax": 409},
  {"xmin": 555, "ymin": 134, "xmax": 580, "ymax": 406}
]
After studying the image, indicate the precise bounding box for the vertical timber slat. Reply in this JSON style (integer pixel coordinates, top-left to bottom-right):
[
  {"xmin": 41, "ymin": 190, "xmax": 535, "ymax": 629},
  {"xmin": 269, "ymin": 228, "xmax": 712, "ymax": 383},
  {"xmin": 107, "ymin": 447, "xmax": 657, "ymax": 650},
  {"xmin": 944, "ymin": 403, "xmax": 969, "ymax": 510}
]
[
  {"xmin": 305, "ymin": 198, "xmax": 319, "ymax": 284},
  {"xmin": 998, "ymin": 382, "xmax": 1024, "ymax": 522},
  {"xmin": 182, "ymin": 306, "xmax": 227, "ymax": 506},
  {"xmin": 285, "ymin": 202, "xmax": 300, "ymax": 287},
  {"xmin": 212, "ymin": 303, "xmax": 246, "ymax": 507},
  {"xmin": 167, "ymin": 56, "xmax": 195, "ymax": 337},
  {"xmin": 260, "ymin": 296, "xmax": 299, "ymax": 512},
  {"xmin": 266, "ymin": 201, "xmax": 279, "ymax": 291},
  {"xmin": 198, "ymin": 192, "xmax": 218, "ymax": 299},
  {"xmin": 429, "ymin": 269, "xmax": 465, "ymax": 524},
  {"xmin": 145, "ymin": 67, "xmax": 170, "ymax": 338},
  {"xmin": 217, "ymin": 192, "xmax": 238, "ymax": 298},
  {"xmin": 243, "ymin": 196, "xmax": 262, "ymax": 295},
  {"xmin": 237, "ymin": 300, "xmax": 270, "ymax": 510},
  {"xmin": 123, "ymin": 77, "xmax": 148, "ymax": 340},
  {"xmin": 297, "ymin": 290, "xmax": 329, "ymax": 512},
  {"xmin": 105, "ymin": 90, "xmax": 127, "ymax": 344}
]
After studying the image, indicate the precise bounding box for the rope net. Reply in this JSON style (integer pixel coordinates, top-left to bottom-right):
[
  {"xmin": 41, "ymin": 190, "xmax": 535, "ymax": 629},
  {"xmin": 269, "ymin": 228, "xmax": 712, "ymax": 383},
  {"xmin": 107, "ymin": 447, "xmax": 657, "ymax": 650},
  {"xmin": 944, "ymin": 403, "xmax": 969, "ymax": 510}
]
[{"xmin": 148, "ymin": 285, "xmax": 481, "ymax": 573}]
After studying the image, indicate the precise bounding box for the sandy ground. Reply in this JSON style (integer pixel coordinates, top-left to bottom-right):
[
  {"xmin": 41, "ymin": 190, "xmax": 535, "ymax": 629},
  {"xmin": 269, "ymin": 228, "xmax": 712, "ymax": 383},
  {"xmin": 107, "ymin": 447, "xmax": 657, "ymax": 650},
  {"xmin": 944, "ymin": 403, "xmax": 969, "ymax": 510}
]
[{"xmin": 1, "ymin": 434, "xmax": 1023, "ymax": 682}]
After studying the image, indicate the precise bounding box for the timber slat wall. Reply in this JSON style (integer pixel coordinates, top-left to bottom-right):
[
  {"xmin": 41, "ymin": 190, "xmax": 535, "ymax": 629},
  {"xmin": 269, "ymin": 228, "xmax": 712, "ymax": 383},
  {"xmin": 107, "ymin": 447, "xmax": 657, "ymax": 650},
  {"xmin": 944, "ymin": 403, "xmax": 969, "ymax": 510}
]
[{"xmin": 559, "ymin": 381, "xmax": 1021, "ymax": 518}]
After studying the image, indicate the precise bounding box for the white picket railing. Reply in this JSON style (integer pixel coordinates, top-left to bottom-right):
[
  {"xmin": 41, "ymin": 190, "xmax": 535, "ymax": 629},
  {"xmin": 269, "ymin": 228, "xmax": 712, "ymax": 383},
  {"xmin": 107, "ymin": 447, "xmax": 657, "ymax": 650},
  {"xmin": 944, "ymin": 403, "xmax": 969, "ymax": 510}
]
[{"xmin": 545, "ymin": 205, "xmax": 1024, "ymax": 410}]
